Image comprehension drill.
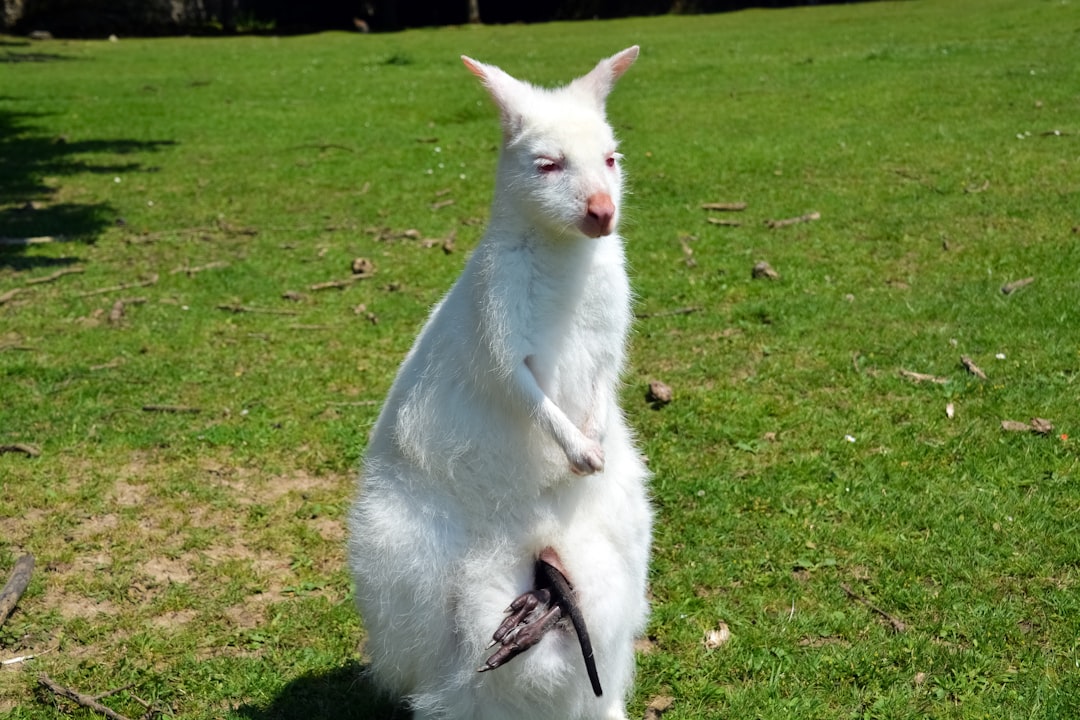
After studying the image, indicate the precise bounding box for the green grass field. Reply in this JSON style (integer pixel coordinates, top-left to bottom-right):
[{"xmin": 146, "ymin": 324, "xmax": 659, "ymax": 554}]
[{"xmin": 2, "ymin": 0, "xmax": 1078, "ymax": 717}]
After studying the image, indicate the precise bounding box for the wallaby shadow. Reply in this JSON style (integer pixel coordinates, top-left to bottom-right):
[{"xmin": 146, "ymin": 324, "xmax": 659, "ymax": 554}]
[
  {"xmin": 235, "ymin": 661, "xmax": 409, "ymax": 720},
  {"xmin": 0, "ymin": 105, "xmax": 176, "ymax": 270}
]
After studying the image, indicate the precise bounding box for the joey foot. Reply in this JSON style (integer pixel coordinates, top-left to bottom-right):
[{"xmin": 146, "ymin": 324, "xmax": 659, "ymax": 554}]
[{"xmin": 478, "ymin": 547, "xmax": 603, "ymax": 697}]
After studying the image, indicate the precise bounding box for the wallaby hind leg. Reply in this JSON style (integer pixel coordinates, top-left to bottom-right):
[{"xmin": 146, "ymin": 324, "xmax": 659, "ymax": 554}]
[{"xmin": 477, "ymin": 547, "xmax": 603, "ymax": 697}]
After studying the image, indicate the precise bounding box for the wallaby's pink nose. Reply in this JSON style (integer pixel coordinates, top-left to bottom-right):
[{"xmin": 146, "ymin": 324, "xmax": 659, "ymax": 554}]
[{"xmin": 583, "ymin": 193, "xmax": 615, "ymax": 237}]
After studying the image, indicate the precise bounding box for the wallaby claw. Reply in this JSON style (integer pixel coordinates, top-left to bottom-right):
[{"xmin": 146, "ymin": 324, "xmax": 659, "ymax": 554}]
[{"xmin": 478, "ymin": 547, "xmax": 604, "ymax": 697}]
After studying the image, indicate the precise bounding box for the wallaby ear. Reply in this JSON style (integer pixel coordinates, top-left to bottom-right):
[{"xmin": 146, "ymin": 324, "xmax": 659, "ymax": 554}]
[
  {"xmin": 572, "ymin": 45, "xmax": 640, "ymax": 107},
  {"xmin": 462, "ymin": 55, "xmax": 529, "ymax": 135}
]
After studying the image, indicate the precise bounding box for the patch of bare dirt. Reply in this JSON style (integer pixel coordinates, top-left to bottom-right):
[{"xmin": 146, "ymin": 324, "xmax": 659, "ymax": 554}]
[
  {"xmin": 141, "ymin": 557, "xmax": 194, "ymax": 585},
  {"xmin": 151, "ymin": 609, "xmax": 198, "ymax": 629}
]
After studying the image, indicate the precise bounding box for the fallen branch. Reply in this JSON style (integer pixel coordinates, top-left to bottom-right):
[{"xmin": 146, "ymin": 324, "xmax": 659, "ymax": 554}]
[
  {"xmin": 841, "ymin": 583, "xmax": 907, "ymax": 633},
  {"xmin": 1001, "ymin": 276, "xmax": 1034, "ymax": 295},
  {"xmin": 766, "ymin": 211, "xmax": 820, "ymax": 229},
  {"xmin": 1002, "ymin": 418, "xmax": 1055, "ymax": 435},
  {"xmin": 706, "ymin": 217, "xmax": 742, "ymax": 227},
  {"xmin": 0, "ymin": 554, "xmax": 34, "ymax": 628},
  {"xmin": 960, "ymin": 355, "xmax": 987, "ymax": 380},
  {"xmin": 0, "ymin": 443, "xmax": 41, "ymax": 457},
  {"xmin": 25, "ymin": 267, "xmax": 84, "ymax": 286},
  {"xmin": 142, "ymin": 404, "xmax": 201, "ymax": 414},
  {"xmin": 899, "ymin": 369, "xmax": 948, "ymax": 385},
  {"xmin": 700, "ymin": 201, "xmax": 747, "ymax": 212},
  {"xmin": 635, "ymin": 306, "xmax": 703, "ymax": 319},
  {"xmin": 216, "ymin": 304, "xmax": 298, "ymax": 316},
  {"xmin": 37, "ymin": 674, "xmax": 135, "ymax": 720},
  {"xmin": 77, "ymin": 274, "xmax": 159, "ymax": 298}
]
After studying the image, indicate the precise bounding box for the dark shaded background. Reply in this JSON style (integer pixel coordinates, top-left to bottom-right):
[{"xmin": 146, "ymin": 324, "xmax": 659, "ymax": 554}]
[{"xmin": 4, "ymin": 0, "xmax": 877, "ymax": 37}]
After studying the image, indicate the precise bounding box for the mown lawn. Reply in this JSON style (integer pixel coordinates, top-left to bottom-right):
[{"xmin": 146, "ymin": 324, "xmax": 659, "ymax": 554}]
[{"xmin": 1, "ymin": 0, "xmax": 1078, "ymax": 717}]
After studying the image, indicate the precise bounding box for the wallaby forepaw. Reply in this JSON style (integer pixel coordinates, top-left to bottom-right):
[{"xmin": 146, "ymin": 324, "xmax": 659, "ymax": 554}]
[{"xmin": 569, "ymin": 442, "xmax": 605, "ymax": 475}]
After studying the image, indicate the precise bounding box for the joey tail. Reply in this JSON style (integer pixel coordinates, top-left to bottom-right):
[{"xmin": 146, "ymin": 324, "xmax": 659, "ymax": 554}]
[{"xmin": 478, "ymin": 546, "xmax": 603, "ymax": 697}]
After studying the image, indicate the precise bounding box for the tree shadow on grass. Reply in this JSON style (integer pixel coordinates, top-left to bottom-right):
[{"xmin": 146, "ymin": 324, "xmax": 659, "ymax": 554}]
[
  {"xmin": 236, "ymin": 660, "xmax": 409, "ymax": 720},
  {"xmin": 0, "ymin": 104, "xmax": 175, "ymax": 270}
]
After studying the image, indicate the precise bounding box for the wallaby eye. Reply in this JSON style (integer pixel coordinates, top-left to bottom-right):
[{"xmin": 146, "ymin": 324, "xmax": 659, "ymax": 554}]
[
  {"xmin": 606, "ymin": 152, "xmax": 622, "ymax": 169},
  {"xmin": 536, "ymin": 157, "xmax": 563, "ymax": 175}
]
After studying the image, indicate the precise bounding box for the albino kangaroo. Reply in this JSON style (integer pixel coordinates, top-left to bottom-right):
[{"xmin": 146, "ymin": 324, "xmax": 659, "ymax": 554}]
[{"xmin": 348, "ymin": 46, "xmax": 652, "ymax": 720}]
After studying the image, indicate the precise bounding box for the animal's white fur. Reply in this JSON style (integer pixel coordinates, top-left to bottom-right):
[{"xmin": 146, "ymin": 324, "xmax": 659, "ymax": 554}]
[{"xmin": 347, "ymin": 47, "xmax": 652, "ymax": 720}]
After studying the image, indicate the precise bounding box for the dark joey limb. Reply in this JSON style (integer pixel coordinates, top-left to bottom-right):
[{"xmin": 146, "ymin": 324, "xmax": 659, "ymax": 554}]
[{"xmin": 478, "ymin": 547, "xmax": 603, "ymax": 697}]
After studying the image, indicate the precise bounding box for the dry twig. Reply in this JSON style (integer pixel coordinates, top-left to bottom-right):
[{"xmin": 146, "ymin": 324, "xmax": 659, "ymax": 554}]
[
  {"xmin": 0, "ymin": 288, "xmax": 23, "ymax": 305},
  {"xmin": 25, "ymin": 267, "xmax": 84, "ymax": 285},
  {"xmin": 635, "ymin": 306, "xmax": 702, "ymax": 320},
  {"xmin": 766, "ymin": 211, "xmax": 820, "ymax": 229},
  {"xmin": 0, "ymin": 236, "xmax": 62, "ymax": 246},
  {"xmin": 841, "ymin": 583, "xmax": 907, "ymax": 633},
  {"xmin": 142, "ymin": 404, "xmax": 201, "ymax": 414},
  {"xmin": 700, "ymin": 201, "xmax": 747, "ymax": 212},
  {"xmin": 899, "ymin": 369, "xmax": 948, "ymax": 385},
  {"xmin": 0, "ymin": 443, "xmax": 41, "ymax": 457},
  {"xmin": 169, "ymin": 261, "xmax": 229, "ymax": 277},
  {"xmin": 37, "ymin": 674, "xmax": 135, "ymax": 720},
  {"xmin": 0, "ymin": 554, "xmax": 34, "ymax": 628},
  {"xmin": 1001, "ymin": 276, "xmax": 1034, "ymax": 295},
  {"xmin": 77, "ymin": 274, "xmax": 159, "ymax": 298},
  {"xmin": 216, "ymin": 304, "xmax": 298, "ymax": 316},
  {"xmin": 960, "ymin": 355, "xmax": 987, "ymax": 380},
  {"xmin": 310, "ymin": 276, "xmax": 369, "ymax": 291}
]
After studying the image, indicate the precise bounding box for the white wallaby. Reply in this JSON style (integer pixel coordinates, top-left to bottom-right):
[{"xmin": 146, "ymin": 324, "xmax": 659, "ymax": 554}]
[{"xmin": 348, "ymin": 46, "xmax": 652, "ymax": 720}]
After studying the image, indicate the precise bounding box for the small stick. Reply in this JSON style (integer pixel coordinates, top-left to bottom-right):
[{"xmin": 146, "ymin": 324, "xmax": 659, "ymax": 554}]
[
  {"xmin": 0, "ymin": 443, "xmax": 41, "ymax": 457},
  {"xmin": 326, "ymin": 400, "xmax": 380, "ymax": 407},
  {"xmin": 25, "ymin": 267, "xmax": 84, "ymax": 285},
  {"xmin": 169, "ymin": 261, "xmax": 229, "ymax": 276},
  {"xmin": 706, "ymin": 217, "xmax": 742, "ymax": 227},
  {"xmin": 899, "ymin": 369, "xmax": 948, "ymax": 385},
  {"xmin": 635, "ymin": 306, "xmax": 702, "ymax": 320},
  {"xmin": 2, "ymin": 654, "xmax": 35, "ymax": 665},
  {"xmin": 960, "ymin": 355, "xmax": 987, "ymax": 380},
  {"xmin": 142, "ymin": 404, "xmax": 201, "ymax": 414},
  {"xmin": 0, "ymin": 288, "xmax": 24, "ymax": 305},
  {"xmin": 216, "ymin": 304, "xmax": 298, "ymax": 316},
  {"xmin": 0, "ymin": 554, "xmax": 34, "ymax": 628},
  {"xmin": 1001, "ymin": 277, "xmax": 1034, "ymax": 295},
  {"xmin": 841, "ymin": 583, "xmax": 907, "ymax": 633},
  {"xmin": 309, "ymin": 276, "xmax": 369, "ymax": 291},
  {"xmin": 77, "ymin": 274, "xmax": 159, "ymax": 298},
  {"xmin": 765, "ymin": 211, "xmax": 820, "ymax": 229},
  {"xmin": 700, "ymin": 202, "xmax": 747, "ymax": 212},
  {"xmin": 37, "ymin": 675, "xmax": 135, "ymax": 720}
]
